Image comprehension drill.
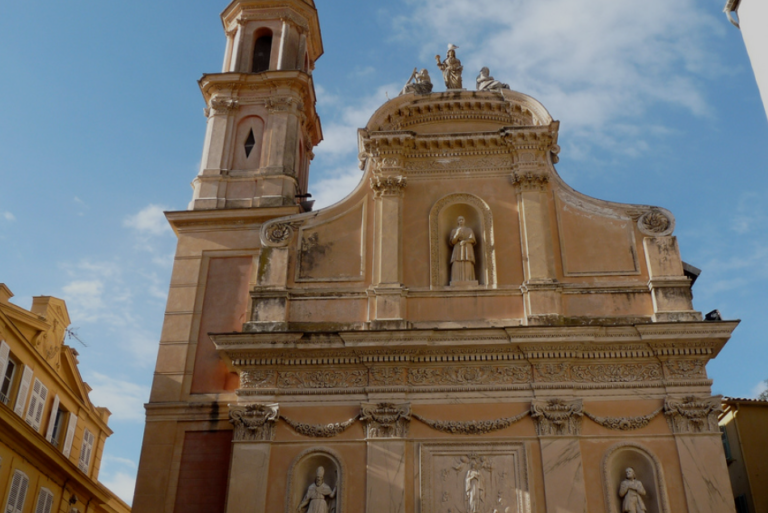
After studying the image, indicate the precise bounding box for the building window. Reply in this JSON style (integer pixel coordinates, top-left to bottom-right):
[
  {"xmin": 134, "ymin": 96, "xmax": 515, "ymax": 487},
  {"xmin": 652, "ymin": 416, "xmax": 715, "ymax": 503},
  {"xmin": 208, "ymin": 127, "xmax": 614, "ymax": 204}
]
[
  {"xmin": 252, "ymin": 34, "xmax": 272, "ymax": 73},
  {"xmin": 735, "ymin": 494, "xmax": 749, "ymax": 513},
  {"xmin": 4, "ymin": 470, "xmax": 30, "ymax": 513},
  {"xmin": 78, "ymin": 428, "xmax": 95, "ymax": 473},
  {"xmin": 24, "ymin": 378, "xmax": 48, "ymax": 431},
  {"xmin": 49, "ymin": 407, "xmax": 66, "ymax": 448},
  {"xmin": 721, "ymin": 426, "xmax": 733, "ymax": 462},
  {"xmin": 0, "ymin": 358, "xmax": 16, "ymax": 406},
  {"xmin": 33, "ymin": 488, "xmax": 54, "ymax": 513}
]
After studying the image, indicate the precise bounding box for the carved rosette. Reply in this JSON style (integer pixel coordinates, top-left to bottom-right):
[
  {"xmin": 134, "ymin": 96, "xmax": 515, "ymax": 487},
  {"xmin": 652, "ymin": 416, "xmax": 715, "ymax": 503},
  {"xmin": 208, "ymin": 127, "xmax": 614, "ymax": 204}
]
[
  {"xmin": 370, "ymin": 175, "xmax": 407, "ymax": 197},
  {"xmin": 229, "ymin": 403, "xmax": 279, "ymax": 441},
  {"xmin": 531, "ymin": 398, "xmax": 583, "ymax": 436},
  {"xmin": 664, "ymin": 396, "xmax": 722, "ymax": 434},
  {"xmin": 637, "ymin": 208, "xmax": 675, "ymax": 237},
  {"xmin": 511, "ymin": 171, "xmax": 549, "ymax": 193},
  {"xmin": 260, "ymin": 218, "xmax": 305, "ymax": 247},
  {"xmin": 206, "ymin": 95, "xmax": 239, "ymax": 117},
  {"xmin": 360, "ymin": 402, "xmax": 411, "ymax": 438}
]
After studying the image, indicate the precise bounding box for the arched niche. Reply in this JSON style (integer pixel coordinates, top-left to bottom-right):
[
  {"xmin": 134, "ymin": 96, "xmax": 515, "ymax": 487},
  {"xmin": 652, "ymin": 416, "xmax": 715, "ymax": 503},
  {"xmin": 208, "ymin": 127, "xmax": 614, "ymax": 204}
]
[
  {"xmin": 232, "ymin": 115, "xmax": 265, "ymax": 171},
  {"xmin": 285, "ymin": 447, "xmax": 344, "ymax": 513},
  {"xmin": 602, "ymin": 443, "xmax": 670, "ymax": 513},
  {"xmin": 429, "ymin": 193, "xmax": 496, "ymax": 289}
]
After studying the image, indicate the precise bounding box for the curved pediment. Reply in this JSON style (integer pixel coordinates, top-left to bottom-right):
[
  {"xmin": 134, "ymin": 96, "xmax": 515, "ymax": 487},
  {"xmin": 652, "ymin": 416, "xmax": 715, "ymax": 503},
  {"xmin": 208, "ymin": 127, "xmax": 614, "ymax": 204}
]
[{"xmin": 364, "ymin": 89, "xmax": 554, "ymax": 135}]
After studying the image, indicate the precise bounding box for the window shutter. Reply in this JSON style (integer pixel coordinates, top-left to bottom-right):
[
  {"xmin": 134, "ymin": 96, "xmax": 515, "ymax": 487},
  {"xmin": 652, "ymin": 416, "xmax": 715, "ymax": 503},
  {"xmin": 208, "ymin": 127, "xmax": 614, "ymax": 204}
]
[
  {"xmin": 62, "ymin": 413, "xmax": 78, "ymax": 457},
  {"xmin": 0, "ymin": 341, "xmax": 9, "ymax": 382},
  {"xmin": 13, "ymin": 367, "xmax": 33, "ymax": 417},
  {"xmin": 25, "ymin": 379, "xmax": 48, "ymax": 430},
  {"xmin": 34, "ymin": 488, "xmax": 53, "ymax": 513},
  {"xmin": 5, "ymin": 470, "xmax": 29, "ymax": 513},
  {"xmin": 45, "ymin": 395, "xmax": 60, "ymax": 442},
  {"xmin": 79, "ymin": 429, "xmax": 94, "ymax": 473}
]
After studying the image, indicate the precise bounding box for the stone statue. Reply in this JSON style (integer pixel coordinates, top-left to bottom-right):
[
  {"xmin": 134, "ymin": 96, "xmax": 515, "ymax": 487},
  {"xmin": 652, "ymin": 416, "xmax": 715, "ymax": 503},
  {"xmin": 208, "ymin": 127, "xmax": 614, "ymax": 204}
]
[
  {"xmin": 435, "ymin": 44, "xmax": 464, "ymax": 90},
  {"xmin": 298, "ymin": 466, "xmax": 337, "ymax": 513},
  {"xmin": 449, "ymin": 216, "xmax": 476, "ymax": 283},
  {"xmin": 618, "ymin": 467, "xmax": 647, "ymax": 513},
  {"xmin": 464, "ymin": 459, "xmax": 485, "ymax": 513},
  {"xmin": 401, "ymin": 68, "xmax": 433, "ymax": 95},
  {"xmin": 476, "ymin": 67, "xmax": 509, "ymax": 91}
]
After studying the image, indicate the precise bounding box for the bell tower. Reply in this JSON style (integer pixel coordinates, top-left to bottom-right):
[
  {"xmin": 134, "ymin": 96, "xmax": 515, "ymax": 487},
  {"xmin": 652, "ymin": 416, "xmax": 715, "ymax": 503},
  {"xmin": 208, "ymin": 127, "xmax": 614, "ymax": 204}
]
[{"xmin": 190, "ymin": 0, "xmax": 323, "ymax": 210}]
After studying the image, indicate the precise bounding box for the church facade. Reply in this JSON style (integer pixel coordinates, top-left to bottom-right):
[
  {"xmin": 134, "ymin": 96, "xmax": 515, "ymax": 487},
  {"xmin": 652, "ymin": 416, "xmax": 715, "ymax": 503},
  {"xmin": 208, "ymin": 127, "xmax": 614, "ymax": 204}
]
[{"xmin": 132, "ymin": 1, "xmax": 739, "ymax": 512}]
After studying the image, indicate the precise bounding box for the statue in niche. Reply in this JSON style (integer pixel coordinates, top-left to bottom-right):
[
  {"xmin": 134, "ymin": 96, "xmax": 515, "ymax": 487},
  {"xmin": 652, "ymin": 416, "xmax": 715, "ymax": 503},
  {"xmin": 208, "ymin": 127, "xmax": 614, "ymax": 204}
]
[
  {"xmin": 449, "ymin": 216, "xmax": 477, "ymax": 285},
  {"xmin": 298, "ymin": 466, "xmax": 337, "ymax": 513},
  {"xmin": 435, "ymin": 44, "xmax": 464, "ymax": 89},
  {"xmin": 401, "ymin": 68, "xmax": 433, "ymax": 95},
  {"xmin": 619, "ymin": 467, "xmax": 647, "ymax": 513},
  {"xmin": 476, "ymin": 67, "xmax": 509, "ymax": 91}
]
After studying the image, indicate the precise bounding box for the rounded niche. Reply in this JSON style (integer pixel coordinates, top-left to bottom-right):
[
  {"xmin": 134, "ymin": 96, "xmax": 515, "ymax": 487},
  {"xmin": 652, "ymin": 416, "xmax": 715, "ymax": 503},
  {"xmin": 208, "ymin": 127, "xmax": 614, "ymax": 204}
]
[
  {"xmin": 429, "ymin": 193, "xmax": 496, "ymax": 289},
  {"xmin": 286, "ymin": 447, "xmax": 344, "ymax": 513},
  {"xmin": 602, "ymin": 443, "xmax": 670, "ymax": 513}
]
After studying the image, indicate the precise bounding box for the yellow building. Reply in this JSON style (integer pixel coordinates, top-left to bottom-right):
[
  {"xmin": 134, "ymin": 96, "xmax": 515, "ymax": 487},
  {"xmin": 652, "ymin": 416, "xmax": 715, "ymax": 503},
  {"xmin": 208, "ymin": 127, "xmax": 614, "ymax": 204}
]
[
  {"xmin": 719, "ymin": 397, "xmax": 768, "ymax": 513},
  {"xmin": 0, "ymin": 284, "xmax": 129, "ymax": 513}
]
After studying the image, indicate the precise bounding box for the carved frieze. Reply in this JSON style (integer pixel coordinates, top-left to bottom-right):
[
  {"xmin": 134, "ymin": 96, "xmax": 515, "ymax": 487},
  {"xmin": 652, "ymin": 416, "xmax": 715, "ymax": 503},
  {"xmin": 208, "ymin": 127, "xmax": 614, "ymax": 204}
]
[
  {"xmin": 663, "ymin": 359, "xmax": 706, "ymax": 380},
  {"xmin": 240, "ymin": 369, "xmax": 277, "ymax": 389},
  {"xmin": 407, "ymin": 365, "xmax": 531, "ymax": 387},
  {"xmin": 280, "ymin": 414, "xmax": 358, "ymax": 438},
  {"xmin": 511, "ymin": 171, "xmax": 549, "ymax": 192},
  {"xmin": 229, "ymin": 403, "xmax": 279, "ymax": 441},
  {"xmin": 278, "ymin": 370, "xmax": 368, "ymax": 389},
  {"xmin": 404, "ymin": 155, "xmax": 511, "ymax": 175},
  {"xmin": 360, "ymin": 402, "xmax": 411, "ymax": 438},
  {"xmin": 664, "ymin": 396, "xmax": 722, "ymax": 434},
  {"xmin": 531, "ymin": 398, "xmax": 583, "ymax": 436},
  {"xmin": 372, "ymin": 156, "xmax": 404, "ymax": 173},
  {"xmin": 370, "ymin": 175, "xmax": 407, "ymax": 197},
  {"xmin": 637, "ymin": 208, "xmax": 675, "ymax": 237},
  {"xmin": 369, "ymin": 367, "xmax": 406, "ymax": 387},
  {"xmin": 533, "ymin": 363, "xmax": 570, "ymax": 383},
  {"xmin": 413, "ymin": 410, "xmax": 529, "ymax": 435},
  {"xmin": 570, "ymin": 363, "xmax": 663, "ymax": 383},
  {"xmin": 584, "ymin": 408, "xmax": 663, "ymax": 431}
]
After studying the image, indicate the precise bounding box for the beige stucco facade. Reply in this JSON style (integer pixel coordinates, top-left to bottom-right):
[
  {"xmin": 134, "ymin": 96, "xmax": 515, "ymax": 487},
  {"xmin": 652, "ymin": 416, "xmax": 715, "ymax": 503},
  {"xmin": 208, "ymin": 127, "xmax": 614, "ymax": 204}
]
[{"xmin": 133, "ymin": 1, "xmax": 739, "ymax": 512}]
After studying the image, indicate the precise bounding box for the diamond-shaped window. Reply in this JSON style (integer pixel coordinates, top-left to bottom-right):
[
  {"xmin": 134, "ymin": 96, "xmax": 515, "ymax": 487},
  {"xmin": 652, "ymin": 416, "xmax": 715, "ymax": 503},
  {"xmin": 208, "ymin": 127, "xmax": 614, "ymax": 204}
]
[{"xmin": 244, "ymin": 129, "xmax": 256, "ymax": 158}]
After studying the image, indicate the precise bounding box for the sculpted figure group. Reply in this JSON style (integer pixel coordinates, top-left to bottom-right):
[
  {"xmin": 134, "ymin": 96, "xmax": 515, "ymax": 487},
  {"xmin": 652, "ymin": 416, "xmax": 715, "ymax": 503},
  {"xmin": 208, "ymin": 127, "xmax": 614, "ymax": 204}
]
[{"xmin": 399, "ymin": 44, "xmax": 510, "ymax": 95}]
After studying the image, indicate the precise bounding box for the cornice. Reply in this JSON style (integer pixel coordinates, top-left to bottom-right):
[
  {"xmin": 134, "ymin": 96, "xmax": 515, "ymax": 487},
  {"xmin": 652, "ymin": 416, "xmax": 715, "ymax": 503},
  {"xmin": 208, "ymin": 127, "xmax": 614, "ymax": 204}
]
[{"xmin": 165, "ymin": 206, "xmax": 298, "ymax": 234}]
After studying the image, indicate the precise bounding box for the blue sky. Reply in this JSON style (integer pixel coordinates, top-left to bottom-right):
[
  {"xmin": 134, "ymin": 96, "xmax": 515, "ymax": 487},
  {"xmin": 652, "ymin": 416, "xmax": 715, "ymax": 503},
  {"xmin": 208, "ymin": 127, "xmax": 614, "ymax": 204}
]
[{"xmin": 1, "ymin": 0, "xmax": 766, "ymax": 504}]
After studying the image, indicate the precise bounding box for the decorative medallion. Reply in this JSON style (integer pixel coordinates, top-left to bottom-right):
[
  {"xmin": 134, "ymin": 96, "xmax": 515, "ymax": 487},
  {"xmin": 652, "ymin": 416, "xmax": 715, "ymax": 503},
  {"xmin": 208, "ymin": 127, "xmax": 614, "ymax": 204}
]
[{"xmin": 637, "ymin": 208, "xmax": 675, "ymax": 237}]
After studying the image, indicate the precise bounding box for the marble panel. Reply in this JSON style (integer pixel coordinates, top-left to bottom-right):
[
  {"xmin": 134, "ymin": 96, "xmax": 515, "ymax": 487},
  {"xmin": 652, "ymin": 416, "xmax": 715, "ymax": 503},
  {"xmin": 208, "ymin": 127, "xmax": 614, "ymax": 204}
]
[
  {"xmin": 540, "ymin": 438, "xmax": 587, "ymax": 513},
  {"xmin": 367, "ymin": 441, "xmax": 406, "ymax": 513},
  {"xmin": 674, "ymin": 435, "xmax": 735, "ymax": 513}
]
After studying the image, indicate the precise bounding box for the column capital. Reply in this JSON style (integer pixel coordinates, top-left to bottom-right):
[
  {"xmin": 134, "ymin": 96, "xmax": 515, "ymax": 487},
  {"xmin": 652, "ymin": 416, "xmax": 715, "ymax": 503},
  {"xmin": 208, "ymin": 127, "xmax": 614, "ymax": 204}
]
[
  {"xmin": 370, "ymin": 175, "xmax": 407, "ymax": 198},
  {"xmin": 531, "ymin": 398, "xmax": 583, "ymax": 436},
  {"xmin": 360, "ymin": 402, "xmax": 411, "ymax": 439},
  {"xmin": 228, "ymin": 403, "xmax": 279, "ymax": 441}
]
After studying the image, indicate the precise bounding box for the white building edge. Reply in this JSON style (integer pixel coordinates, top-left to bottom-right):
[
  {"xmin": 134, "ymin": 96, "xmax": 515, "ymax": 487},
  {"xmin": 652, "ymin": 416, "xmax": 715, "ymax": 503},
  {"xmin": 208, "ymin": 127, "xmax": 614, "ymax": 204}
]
[{"xmin": 726, "ymin": 0, "xmax": 768, "ymax": 121}]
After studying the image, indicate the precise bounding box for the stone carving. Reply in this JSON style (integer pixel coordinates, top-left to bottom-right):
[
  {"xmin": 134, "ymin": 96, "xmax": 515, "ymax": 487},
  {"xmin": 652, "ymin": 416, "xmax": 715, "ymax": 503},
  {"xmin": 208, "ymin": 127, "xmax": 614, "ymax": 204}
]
[
  {"xmin": 583, "ymin": 408, "xmax": 663, "ymax": 431},
  {"xmin": 511, "ymin": 171, "xmax": 549, "ymax": 192},
  {"xmin": 533, "ymin": 363, "xmax": 570, "ymax": 382},
  {"xmin": 413, "ymin": 410, "xmax": 529, "ymax": 435},
  {"xmin": 637, "ymin": 208, "xmax": 675, "ymax": 237},
  {"xmin": 278, "ymin": 370, "xmax": 368, "ymax": 389},
  {"xmin": 229, "ymin": 403, "xmax": 279, "ymax": 441},
  {"xmin": 280, "ymin": 414, "xmax": 358, "ymax": 438},
  {"xmin": 408, "ymin": 365, "xmax": 531, "ymax": 386},
  {"xmin": 664, "ymin": 396, "xmax": 722, "ymax": 433},
  {"xmin": 206, "ymin": 95, "xmax": 239, "ymax": 116},
  {"xmin": 571, "ymin": 363, "xmax": 662, "ymax": 383},
  {"xmin": 531, "ymin": 398, "xmax": 583, "ymax": 436},
  {"xmin": 663, "ymin": 359, "xmax": 706, "ymax": 379},
  {"xmin": 476, "ymin": 67, "xmax": 509, "ymax": 91},
  {"xmin": 435, "ymin": 44, "xmax": 463, "ymax": 89},
  {"xmin": 297, "ymin": 466, "xmax": 337, "ymax": 513},
  {"xmin": 261, "ymin": 218, "xmax": 305, "ymax": 247},
  {"xmin": 369, "ymin": 367, "xmax": 405, "ymax": 386},
  {"xmin": 401, "ymin": 68, "xmax": 433, "ymax": 95},
  {"xmin": 449, "ymin": 216, "xmax": 477, "ymax": 285},
  {"xmin": 370, "ymin": 175, "xmax": 407, "ymax": 197},
  {"xmin": 619, "ymin": 467, "xmax": 647, "ymax": 513},
  {"xmin": 360, "ymin": 402, "xmax": 410, "ymax": 438},
  {"xmin": 240, "ymin": 370, "xmax": 277, "ymax": 389},
  {"xmin": 266, "ymin": 96, "xmax": 304, "ymax": 114}
]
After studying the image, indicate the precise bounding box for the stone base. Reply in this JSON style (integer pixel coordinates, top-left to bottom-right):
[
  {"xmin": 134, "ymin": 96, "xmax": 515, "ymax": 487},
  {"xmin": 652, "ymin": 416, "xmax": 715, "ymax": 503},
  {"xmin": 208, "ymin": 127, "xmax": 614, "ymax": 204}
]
[{"xmin": 450, "ymin": 280, "xmax": 479, "ymax": 288}]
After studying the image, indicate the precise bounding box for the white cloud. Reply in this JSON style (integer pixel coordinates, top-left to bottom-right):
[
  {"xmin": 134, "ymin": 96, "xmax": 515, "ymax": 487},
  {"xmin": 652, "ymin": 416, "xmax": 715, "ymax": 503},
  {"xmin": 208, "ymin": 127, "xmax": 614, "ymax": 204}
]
[
  {"xmin": 751, "ymin": 379, "xmax": 768, "ymax": 399},
  {"xmin": 3, "ymin": 212, "xmax": 15, "ymax": 221},
  {"xmin": 123, "ymin": 204, "xmax": 171, "ymax": 237},
  {"xmin": 311, "ymin": 166, "xmax": 365, "ymax": 209},
  {"xmin": 100, "ymin": 471, "xmax": 136, "ymax": 505},
  {"xmin": 87, "ymin": 372, "xmax": 150, "ymax": 422},
  {"xmin": 394, "ymin": 0, "xmax": 724, "ymax": 157}
]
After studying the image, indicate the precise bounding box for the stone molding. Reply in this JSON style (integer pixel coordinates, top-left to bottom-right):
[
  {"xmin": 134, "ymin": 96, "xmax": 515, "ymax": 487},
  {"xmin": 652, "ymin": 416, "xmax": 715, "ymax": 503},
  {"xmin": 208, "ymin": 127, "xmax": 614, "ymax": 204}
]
[
  {"xmin": 370, "ymin": 175, "xmax": 407, "ymax": 197},
  {"xmin": 229, "ymin": 403, "xmax": 279, "ymax": 441},
  {"xmin": 360, "ymin": 402, "xmax": 411, "ymax": 439},
  {"xmin": 531, "ymin": 398, "xmax": 583, "ymax": 436},
  {"xmin": 413, "ymin": 410, "xmax": 529, "ymax": 435},
  {"xmin": 663, "ymin": 395, "xmax": 722, "ymax": 434}
]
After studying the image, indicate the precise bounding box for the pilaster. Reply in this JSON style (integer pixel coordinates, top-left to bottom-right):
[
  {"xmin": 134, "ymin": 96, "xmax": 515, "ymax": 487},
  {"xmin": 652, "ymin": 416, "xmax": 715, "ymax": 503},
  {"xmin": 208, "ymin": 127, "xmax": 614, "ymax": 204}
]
[
  {"xmin": 644, "ymin": 237, "xmax": 702, "ymax": 322},
  {"xmin": 361, "ymin": 403, "xmax": 410, "ymax": 513}
]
